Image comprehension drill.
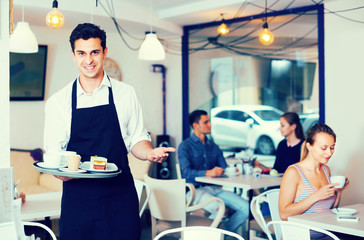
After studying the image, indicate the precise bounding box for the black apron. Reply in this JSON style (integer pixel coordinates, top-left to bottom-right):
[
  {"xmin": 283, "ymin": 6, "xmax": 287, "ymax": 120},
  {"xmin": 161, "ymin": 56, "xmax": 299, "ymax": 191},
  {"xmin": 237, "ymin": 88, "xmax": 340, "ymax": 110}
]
[{"xmin": 60, "ymin": 79, "xmax": 141, "ymax": 240}]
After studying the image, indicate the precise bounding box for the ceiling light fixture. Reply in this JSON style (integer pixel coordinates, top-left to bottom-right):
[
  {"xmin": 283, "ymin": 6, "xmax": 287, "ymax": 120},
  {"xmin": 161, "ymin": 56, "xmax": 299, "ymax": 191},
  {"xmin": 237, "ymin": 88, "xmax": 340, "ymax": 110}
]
[
  {"xmin": 138, "ymin": 0, "xmax": 165, "ymax": 61},
  {"xmin": 9, "ymin": 1, "xmax": 38, "ymax": 53},
  {"xmin": 46, "ymin": 0, "xmax": 65, "ymax": 29},
  {"xmin": 259, "ymin": 0, "xmax": 274, "ymax": 45},
  {"xmin": 217, "ymin": 14, "xmax": 229, "ymax": 36}
]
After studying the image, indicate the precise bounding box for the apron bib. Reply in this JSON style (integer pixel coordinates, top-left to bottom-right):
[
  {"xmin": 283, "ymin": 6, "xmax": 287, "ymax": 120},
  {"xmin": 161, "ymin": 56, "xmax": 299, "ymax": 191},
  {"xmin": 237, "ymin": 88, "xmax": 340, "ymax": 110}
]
[{"xmin": 59, "ymin": 79, "xmax": 141, "ymax": 240}]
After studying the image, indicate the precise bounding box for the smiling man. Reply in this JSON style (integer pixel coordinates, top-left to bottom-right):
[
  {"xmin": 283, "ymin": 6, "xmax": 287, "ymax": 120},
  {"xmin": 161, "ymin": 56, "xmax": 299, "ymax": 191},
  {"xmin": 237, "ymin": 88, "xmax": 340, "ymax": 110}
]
[{"xmin": 44, "ymin": 23, "xmax": 175, "ymax": 240}]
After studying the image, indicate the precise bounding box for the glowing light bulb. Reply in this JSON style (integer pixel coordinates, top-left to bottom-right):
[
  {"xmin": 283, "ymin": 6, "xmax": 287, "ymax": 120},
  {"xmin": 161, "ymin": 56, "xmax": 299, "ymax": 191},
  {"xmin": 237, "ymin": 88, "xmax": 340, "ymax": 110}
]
[
  {"xmin": 217, "ymin": 23, "xmax": 229, "ymax": 36},
  {"xmin": 46, "ymin": 0, "xmax": 64, "ymax": 29},
  {"xmin": 259, "ymin": 23, "xmax": 274, "ymax": 45}
]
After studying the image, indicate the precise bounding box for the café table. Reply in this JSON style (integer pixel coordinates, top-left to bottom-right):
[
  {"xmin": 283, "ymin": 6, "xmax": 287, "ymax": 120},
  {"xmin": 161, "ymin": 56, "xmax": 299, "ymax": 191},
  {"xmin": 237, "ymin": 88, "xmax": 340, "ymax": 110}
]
[
  {"xmin": 195, "ymin": 173, "xmax": 282, "ymax": 239},
  {"xmin": 288, "ymin": 203, "xmax": 364, "ymax": 238},
  {"xmin": 21, "ymin": 191, "xmax": 62, "ymax": 225}
]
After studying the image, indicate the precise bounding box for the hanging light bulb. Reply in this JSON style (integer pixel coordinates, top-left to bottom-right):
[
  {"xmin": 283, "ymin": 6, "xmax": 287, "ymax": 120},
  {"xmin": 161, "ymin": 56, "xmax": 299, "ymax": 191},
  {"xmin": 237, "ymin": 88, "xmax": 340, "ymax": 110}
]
[
  {"xmin": 138, "ymin": 0, "xmax": 165, "ymax": 61},
  {"xmin": 259, "ymin": 22, "xmax": 274, "ymax": 45},
  {"xmin": 9, "ymin": 1, "xmax": 38, "ymax": 53},
  {"xmin": 217, "ymin": 14, "xmax": 229, "ymax": 36},
  {"xmin": 259, "ymin": 0, "xmax": 274, "ymax": 45},
  {"xmin": 46, "ymin": 0, "xmax": 64, "ymax": 29},
  {"xmin": 217, "ymin": 23, "xmax": 229, "ymax": 35},
  {"xmin": 138, "ymin": 32, "xmax": 165, "ymax": 61}
]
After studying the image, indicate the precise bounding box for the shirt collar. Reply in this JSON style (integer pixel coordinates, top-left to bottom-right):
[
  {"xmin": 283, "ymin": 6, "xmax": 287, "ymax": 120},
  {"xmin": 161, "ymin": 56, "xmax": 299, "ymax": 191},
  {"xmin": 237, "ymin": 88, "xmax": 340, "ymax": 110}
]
[
  {"xmin": 191, "ymin": 133, "xmax": 210, "ymax": 145},
  {"xmin": 76, "ymin": 72, "xmax": 111, "ymax": 97}
]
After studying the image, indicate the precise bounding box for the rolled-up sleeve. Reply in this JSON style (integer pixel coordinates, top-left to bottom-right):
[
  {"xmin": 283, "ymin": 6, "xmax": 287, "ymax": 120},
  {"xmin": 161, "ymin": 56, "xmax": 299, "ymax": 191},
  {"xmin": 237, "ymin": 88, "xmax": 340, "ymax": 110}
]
[
  {"xmin": 126, "ymin": 88, "xmax": 151, "ymax": 150},
  {"xmin": 43, "ymin": 90, "xmax": 71, "ymax": 154}
]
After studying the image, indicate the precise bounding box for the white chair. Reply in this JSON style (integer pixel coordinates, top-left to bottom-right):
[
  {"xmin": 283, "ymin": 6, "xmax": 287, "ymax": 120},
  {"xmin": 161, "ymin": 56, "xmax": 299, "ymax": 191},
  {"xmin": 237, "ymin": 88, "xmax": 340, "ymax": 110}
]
[
  {"xmin": 134, "ymin": 178, "xmax": 151, "ymax": 217},
  {"xmin": 266, "ymin": 221, "xmax": 340, "ymax": 240},
  {"xmin": 0, "ymin": 221, "xmax": 57, "ymax": 240},
  {"xmin": 250, "ymin": 188, "xmax": 281, "ymax": 239},
  {"xmin": 144, "ymin": 174, "xmax": 225, "ymax": 239},
  {"xmin": 154, "ymin": 226, "xmax": 245, "ymax": 240}
]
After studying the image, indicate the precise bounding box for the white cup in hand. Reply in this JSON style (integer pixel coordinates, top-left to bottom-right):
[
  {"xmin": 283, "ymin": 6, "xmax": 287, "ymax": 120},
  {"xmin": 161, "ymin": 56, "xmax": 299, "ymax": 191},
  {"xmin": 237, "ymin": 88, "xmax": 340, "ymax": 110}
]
[
  {"xmin": 330, "ymin": 176, "xmax": 345, "ymax": 188},
  {"xmin": 225, "ymin": 167, "xmax": 238, "ymax": 176}
]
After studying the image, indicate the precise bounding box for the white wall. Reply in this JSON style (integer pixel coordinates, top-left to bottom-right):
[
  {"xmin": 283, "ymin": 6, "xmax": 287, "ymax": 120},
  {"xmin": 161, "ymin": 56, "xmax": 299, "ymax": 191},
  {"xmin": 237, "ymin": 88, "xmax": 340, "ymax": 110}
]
[
  {"xmin": 0, "ymin": 0, "xmax": 10, "ymax": 168},
  {"xmin": 325, "ymin": 0, "xmax": 364, "ymax": 204}
]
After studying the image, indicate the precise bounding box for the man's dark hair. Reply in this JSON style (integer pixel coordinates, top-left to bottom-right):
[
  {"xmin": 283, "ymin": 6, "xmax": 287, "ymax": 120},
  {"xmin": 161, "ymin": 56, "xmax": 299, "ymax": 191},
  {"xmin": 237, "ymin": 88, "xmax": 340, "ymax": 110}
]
[
  {"xmin": 69, "ymin": 23, "xmax": 107, "ymax": 53},
  {"xmin": 189, "ymin": 110, "xmax": 208, "ymax": 127}
]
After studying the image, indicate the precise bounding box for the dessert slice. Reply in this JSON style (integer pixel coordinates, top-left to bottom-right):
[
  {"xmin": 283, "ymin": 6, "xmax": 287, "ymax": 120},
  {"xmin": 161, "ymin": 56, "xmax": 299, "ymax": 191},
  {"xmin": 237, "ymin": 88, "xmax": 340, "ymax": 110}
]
[{"xmin": 90, "ymin": 156, "xmax": 108, "ymax": 170}]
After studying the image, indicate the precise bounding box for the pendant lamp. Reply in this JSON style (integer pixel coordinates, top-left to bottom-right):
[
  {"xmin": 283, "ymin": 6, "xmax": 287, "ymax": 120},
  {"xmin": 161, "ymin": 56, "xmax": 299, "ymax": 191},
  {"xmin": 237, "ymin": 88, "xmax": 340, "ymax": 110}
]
[
  {"xmin": 138, "ymin": 0, "xmax": 165, "ymax": 61},
  {"xmin": 259, "ymin": 0, "xmax": 274, "ymax": 45},
  {"xmin": 9, "ymin": 2, "xmax": 38, "ymax": 53},
  {"xmin": 46, "ymin": 0, "xmax": 65, "ymax": 29},
  {"xmin": 217, "ymin": 14, "xmax": 229, "ymax": 36}
]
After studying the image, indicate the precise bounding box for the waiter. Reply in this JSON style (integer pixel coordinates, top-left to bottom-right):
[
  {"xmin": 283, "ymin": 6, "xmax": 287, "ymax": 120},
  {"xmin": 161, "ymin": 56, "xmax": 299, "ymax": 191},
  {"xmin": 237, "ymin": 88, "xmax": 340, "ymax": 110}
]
[{"xmin": 43, "ymin": 23, "xmax": 175, "ymax": 240}]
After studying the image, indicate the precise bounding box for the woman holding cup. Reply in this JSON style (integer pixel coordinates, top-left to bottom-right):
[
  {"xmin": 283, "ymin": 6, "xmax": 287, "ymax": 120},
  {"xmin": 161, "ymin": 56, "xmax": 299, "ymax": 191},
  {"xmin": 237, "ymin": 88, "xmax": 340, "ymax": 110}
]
[{"xmin": 279, "ymin": 124, "xmax": 349, "ymax": 228}]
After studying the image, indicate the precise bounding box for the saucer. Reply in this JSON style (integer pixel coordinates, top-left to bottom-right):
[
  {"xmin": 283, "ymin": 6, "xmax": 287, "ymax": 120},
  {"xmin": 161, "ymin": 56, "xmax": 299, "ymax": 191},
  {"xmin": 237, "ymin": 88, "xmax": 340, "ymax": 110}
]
[
  {"xmin": 59, "ymin": 167, "xmax": 87, "ymax": 173},
  {"xmin": 332, "ymin": 208, "xmax": 357, "ymax": 216},
  {"xmin": 37, "ymin": 162, "xmax": 65, "ymax": 170}
]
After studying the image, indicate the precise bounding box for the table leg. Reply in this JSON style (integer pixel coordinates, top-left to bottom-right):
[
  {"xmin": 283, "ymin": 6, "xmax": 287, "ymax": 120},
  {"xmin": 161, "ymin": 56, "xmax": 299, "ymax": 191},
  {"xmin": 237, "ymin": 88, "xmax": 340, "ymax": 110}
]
[{"xmin": 245, "ymin": 189, "xmax": 253, "ymax": 240}]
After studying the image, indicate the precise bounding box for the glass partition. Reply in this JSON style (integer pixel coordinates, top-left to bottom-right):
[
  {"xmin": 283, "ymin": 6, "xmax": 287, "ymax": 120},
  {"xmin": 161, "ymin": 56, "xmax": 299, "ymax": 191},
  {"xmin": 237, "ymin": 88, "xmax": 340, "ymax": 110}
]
[{"xmin": 182, "ymin": 4, "xmax": 324, "ymax": 155}]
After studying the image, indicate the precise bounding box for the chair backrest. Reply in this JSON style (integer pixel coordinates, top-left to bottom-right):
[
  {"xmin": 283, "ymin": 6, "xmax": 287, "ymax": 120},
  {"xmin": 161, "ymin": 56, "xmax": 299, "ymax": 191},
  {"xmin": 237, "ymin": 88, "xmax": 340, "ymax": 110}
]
[
  {"xmin": 0, "ymin": 221, "xmax": 57, "ymax": 240},
  {"xmin": 133, "ymin": 178, "xmax": 151, "ymax": 217},
  {"xmin": 128, "ymin": 153, "xmax": 152, "ymax": 180},
  {"xmin": 176, "ymin": 162, "xmax": 182, "ymax": 179},
  {"xmin": 266, "ymin": 221, "xmax": 340, "ymax": 240},
  {"xmin": 23, "ymin": 221, "xmax": 57, "ymax": 240},
  {"xmin": 144, "ymin": 174, "xmax": 187, "ymax": 225},
  {"xmin": 251, "ymin": 188, "xmax": 282, "ymax": 239},
  {"xmin": 153, "ymin": 226, "xmax": 245, "ymax": 240}
]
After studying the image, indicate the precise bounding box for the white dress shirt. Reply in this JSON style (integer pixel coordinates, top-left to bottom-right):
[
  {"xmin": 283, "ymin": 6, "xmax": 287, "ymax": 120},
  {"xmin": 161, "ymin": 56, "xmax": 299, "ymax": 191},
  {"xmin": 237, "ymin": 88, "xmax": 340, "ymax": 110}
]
[{"xmin": 44, "ymin": 74, "xmax": 151, "ymax": 154}]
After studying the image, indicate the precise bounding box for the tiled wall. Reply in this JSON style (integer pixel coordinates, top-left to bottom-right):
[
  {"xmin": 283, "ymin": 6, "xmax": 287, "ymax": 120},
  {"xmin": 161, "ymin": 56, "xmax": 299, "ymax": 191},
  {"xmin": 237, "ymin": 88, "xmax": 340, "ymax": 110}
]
[{"xmin": 0, "ymin": 168, "xmax": 13, "ymax": 223}]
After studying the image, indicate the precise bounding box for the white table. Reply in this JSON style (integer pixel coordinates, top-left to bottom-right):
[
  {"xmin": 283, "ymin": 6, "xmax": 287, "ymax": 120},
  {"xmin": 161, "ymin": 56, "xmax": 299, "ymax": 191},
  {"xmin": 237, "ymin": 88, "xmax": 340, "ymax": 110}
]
[
  {"xmin": 288, "ymin": 203, "xmax": 364, "ymax": 237},
  {"xmin": 21, "ymin": 192, "xmax": 62, "ymax": 221},
  {"xmin": 195, "ymin": 174, "xmax": 282, "ymax": 190},
  {"xmin": 196, "ymin": 174, "xmax": 282, "ymax": 239}
]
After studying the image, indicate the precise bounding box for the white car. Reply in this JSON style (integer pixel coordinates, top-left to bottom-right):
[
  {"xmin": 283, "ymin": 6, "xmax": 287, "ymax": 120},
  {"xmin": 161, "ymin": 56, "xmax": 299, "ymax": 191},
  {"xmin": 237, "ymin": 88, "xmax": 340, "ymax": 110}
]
[{"xmin": 210, "ymin": 105, "xmax": 284, "ymax": 155}]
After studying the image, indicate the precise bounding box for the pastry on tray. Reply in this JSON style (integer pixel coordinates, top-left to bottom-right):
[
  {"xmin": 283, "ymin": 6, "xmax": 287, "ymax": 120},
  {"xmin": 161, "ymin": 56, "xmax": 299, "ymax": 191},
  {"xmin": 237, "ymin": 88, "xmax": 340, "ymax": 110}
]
[{"xmin": 90, "ymin": 156, "xmax": 108, "ymax": 170}]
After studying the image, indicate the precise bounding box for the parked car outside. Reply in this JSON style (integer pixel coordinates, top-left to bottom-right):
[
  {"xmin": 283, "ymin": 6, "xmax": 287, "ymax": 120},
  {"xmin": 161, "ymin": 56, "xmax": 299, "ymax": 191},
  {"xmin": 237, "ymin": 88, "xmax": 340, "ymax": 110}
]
[
  {"xmin": 299, "ymin": 112, "xmax": 319, "ymax": 136},
  {"xmin": 210, "ymin": 105, "xmax": 284, "ymax": 155}
]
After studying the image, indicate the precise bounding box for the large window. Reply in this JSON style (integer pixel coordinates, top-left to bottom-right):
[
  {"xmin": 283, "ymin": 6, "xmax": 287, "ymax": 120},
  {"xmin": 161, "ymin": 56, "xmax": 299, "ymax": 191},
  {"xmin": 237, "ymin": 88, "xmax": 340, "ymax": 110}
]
[{"xmin": 182, "ymin": 4, "xmax": 324, "ymax": 155}]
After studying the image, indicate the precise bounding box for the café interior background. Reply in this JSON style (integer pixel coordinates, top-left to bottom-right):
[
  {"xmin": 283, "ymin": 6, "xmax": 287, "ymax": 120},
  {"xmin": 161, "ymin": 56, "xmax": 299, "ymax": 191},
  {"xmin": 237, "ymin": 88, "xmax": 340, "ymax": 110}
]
[{"xmin": 0, "ymin": 0, "xmax": 363, "ymax": 206}]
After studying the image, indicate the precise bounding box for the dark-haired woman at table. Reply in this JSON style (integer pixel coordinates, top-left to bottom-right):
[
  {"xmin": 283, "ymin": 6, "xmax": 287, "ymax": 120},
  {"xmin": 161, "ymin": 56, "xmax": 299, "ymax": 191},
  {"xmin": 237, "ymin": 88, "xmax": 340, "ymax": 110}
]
[{"xmin": 255, "ymin": 112, "xmax": 304, "ymax": 173}]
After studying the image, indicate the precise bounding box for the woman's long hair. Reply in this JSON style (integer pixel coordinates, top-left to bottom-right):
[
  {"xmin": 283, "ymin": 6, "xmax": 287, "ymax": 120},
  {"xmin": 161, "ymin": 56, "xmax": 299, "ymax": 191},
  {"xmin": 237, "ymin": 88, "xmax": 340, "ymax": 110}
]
[
  {"xmin": 281, "ymin": 112, "xmax": 305, "ymax": 140},
  {"xmin": 300, "ymin": 123, "xmax": 336, "ymax": 161}
]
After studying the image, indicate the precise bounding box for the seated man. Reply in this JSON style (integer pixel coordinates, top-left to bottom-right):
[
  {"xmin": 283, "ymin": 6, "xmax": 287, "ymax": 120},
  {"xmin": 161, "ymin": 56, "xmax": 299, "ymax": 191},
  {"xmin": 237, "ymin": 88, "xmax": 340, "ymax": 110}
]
[{"xmin": 178, "ymin": 110, "xmax": 249, "ymax": 234}]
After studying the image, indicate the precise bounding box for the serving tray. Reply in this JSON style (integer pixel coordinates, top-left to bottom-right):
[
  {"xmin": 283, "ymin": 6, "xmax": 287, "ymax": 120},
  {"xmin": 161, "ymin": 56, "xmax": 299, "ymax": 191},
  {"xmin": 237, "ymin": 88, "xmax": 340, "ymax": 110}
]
[{"xmin": 33, "ymin": 162, "xmax": 121, "ymax": 178}]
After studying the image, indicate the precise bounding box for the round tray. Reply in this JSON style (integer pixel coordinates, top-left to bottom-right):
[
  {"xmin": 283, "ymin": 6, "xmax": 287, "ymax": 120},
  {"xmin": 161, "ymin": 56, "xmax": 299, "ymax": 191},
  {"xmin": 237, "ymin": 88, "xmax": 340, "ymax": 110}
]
[{"xmin": 33, "ymin": 162, "xmax": 121, "ymax": 178}]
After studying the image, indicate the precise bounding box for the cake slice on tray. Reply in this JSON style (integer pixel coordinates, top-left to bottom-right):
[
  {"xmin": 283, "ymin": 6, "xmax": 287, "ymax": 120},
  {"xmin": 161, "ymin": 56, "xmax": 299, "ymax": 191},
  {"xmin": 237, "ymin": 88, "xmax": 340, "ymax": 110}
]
[{"xmin": 90, "ymin": 156, "xmax": 108, "ymax": 170}]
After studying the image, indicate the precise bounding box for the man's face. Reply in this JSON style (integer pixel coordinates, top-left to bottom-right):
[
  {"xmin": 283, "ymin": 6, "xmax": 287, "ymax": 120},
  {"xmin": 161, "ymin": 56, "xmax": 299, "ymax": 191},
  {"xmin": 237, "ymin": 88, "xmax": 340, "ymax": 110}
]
[
  {"xmin": 71, "ymin": 38, "xmax": 107, "ymax": 81},
  {"xmin": 194, "ymin": 115, "xmax": 211, "ymax": 135}
]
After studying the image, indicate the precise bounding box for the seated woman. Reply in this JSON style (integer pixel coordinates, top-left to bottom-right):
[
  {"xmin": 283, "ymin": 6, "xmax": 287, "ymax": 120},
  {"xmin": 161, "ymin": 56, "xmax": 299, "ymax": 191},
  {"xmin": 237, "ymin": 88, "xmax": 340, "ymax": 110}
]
[
  {"xmin": 279, "ymin": 123, "xmax": 349, "ymax": 239},
  {"xmin": 255, "ymin": 112, "xmax": 305, "ymax": 173}
]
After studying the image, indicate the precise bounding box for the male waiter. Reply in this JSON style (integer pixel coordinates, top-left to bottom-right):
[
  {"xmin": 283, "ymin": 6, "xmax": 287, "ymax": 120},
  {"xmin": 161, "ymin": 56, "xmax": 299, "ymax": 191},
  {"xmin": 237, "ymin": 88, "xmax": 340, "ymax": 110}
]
[{"xmin": 44, "ymin": 23, "xmax": 175, "ymax": 240}]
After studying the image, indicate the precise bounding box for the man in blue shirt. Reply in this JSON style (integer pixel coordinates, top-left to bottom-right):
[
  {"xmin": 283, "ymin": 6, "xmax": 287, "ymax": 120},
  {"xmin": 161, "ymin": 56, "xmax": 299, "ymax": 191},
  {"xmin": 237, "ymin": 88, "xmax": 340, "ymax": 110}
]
[{"xmin": 178, "ymin": 110, "xmax": 249, "ymax": 234}]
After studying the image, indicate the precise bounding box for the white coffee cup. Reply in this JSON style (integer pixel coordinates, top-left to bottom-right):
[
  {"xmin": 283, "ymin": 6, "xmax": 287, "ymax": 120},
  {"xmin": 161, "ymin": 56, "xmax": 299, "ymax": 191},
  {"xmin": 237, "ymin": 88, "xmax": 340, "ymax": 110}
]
[
  {"xmin": 330, "ymin": 175, "xmax": 346, "ymax": 188},
  {"xmin": 225, "ymin": 167, "xmax": 238, "ymax": 176},
  {"xmin": 43, "ymin": 153, "xmax": 62, "ymax": 168}
]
